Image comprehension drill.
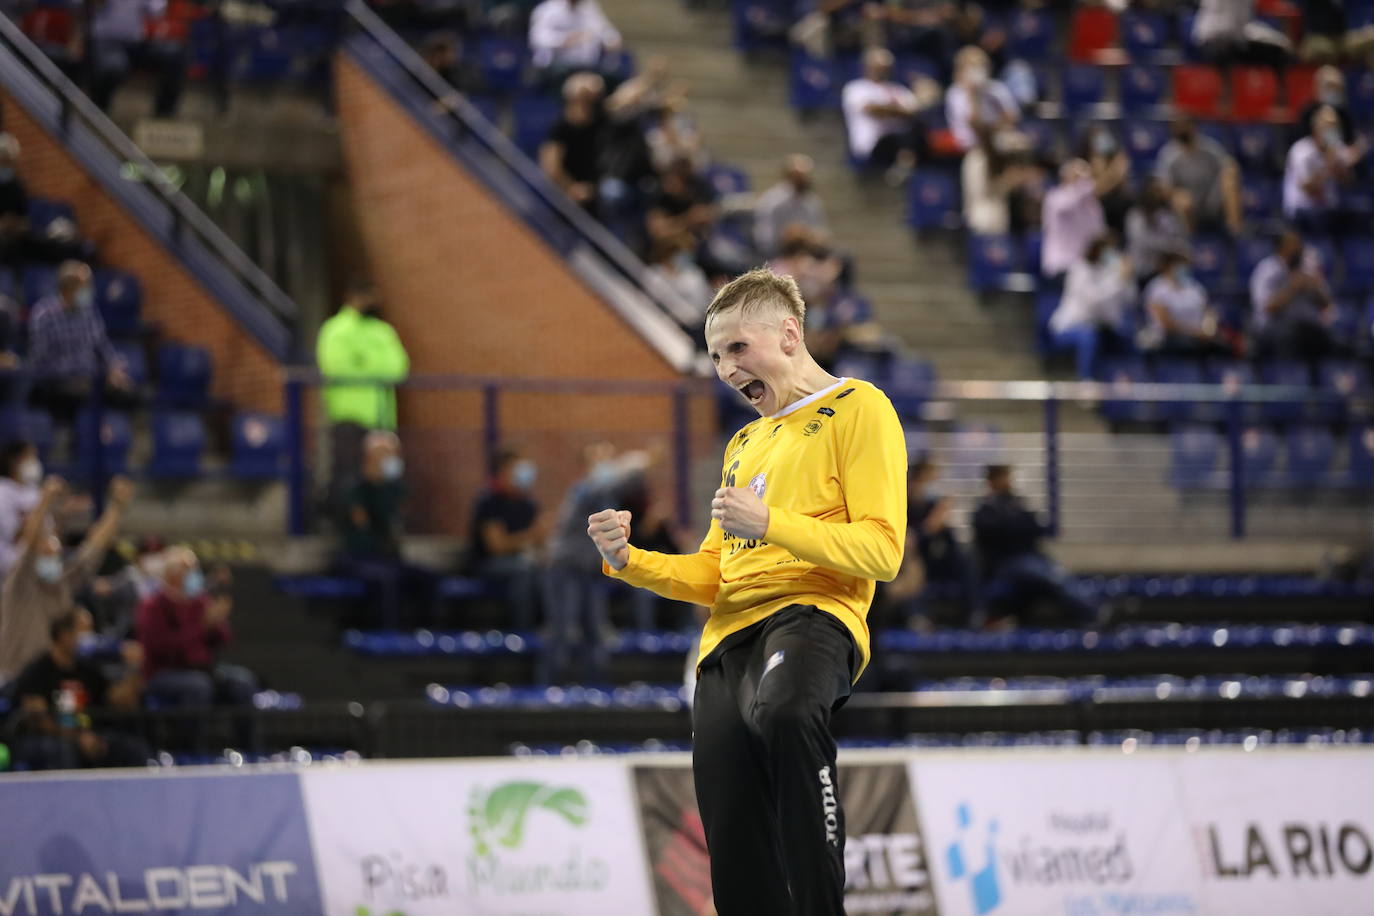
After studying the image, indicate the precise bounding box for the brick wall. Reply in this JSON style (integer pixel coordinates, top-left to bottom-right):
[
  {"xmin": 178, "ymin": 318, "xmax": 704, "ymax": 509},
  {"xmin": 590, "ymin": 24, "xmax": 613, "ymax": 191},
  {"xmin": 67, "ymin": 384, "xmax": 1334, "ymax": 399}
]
[
  {"xmin": 0, "ymin": 93, "xmax": 283, "ymax": 414},
  {"xmin": 332, "ymin": 54, "xmax": 717, "ymax": 534}
]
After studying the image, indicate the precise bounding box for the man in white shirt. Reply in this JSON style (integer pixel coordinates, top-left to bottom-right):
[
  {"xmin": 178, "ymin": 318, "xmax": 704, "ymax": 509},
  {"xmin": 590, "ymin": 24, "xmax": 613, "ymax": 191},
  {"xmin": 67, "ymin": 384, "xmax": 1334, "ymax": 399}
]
[
  {"xmin": 1283, "ymin": 105, "xmax": 1363, "ymax": 234},
  {"xmin": 1041, "ymin": 159, "xmax": 1105, "ymax": 278},
  {"xmin": 753, "ymin": 154, "xmax": 828, "ymax": 258},
  {"xmin": 529, "ymin": 0, "xmax": 622, "ymax": 83},
  {"xmin": 1249, "ymin": 228, "xmax": 1338, "ymax": 362},
  {"xmin": 944, "ymin": 45, "xmax": 1020, "ymax": 152},
  {"xmin": 841, "ymin": 48, "xmax": 922, "ymax": 175},
  {"xmin": 1141, "ymin": 249, "xmax": 1228, "ymax": 356}
]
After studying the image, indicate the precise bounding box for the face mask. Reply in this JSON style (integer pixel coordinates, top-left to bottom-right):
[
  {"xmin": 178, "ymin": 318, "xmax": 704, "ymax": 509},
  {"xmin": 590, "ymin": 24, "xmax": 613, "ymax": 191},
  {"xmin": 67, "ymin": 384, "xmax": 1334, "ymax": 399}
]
[
  {"xmin": 182, "ymin": 568, "xmax": 205, "ymax": 597},
  {"xmin": 966, "ymin": 64, "xmax": 989, "ymax": 88},
  {"xmin": 512, "ymin": 460, "xmax": 537, "ymax": 490},
  {"xmin": 380, "ymin": 455, "xmax": 404, "ymax": 481},
  {"xmin": 1174, "ymin": 266, "xmax": 1193, "ymax": 285},
  {"xmin": 1175, "ymin": 129, "xmax": 1196, "ymax": 145},
  {"xmin": 1100, "ymin": 251, "xmax": 1120, "ymax": 271},
  {"xmin": 73, "ymin": 285, "xmax": 94, "ymax": 310},
  {"xmin": 76, "ymin": 631, "xmax": 100, "ymax": 656},
  {"xmin": 1092, "ymin": 132, "xmax": 1116, "ymax": 157},
  {"xmin": 1318, "ymin": 88, "xmax": 1344, "ymax": 107},
  {"xmin": 35, "ymin": 554, "xmax": 61, "ymax": 583},
  {"xmin": 1321, "ymin": 126, "xmax": 1342, "ymax": 148},
  {"xmin": 17, "ymin": 457, "xmax": 40, "ymax": 487}
]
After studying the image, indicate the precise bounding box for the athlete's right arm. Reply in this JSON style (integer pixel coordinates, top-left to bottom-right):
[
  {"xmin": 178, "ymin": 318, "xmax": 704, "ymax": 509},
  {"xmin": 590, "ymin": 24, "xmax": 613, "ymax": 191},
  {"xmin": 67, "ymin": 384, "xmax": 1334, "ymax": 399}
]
[{"xmin": 589, "ymin": 509, "xmax": 722, "ymax": 607}]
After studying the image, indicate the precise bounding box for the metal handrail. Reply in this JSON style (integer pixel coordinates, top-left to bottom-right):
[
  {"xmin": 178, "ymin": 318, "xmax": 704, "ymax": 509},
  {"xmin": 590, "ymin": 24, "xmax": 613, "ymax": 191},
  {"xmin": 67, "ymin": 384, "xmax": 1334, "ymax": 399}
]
[
  {"xmin": 0, "ymin": 12, "xmax": 299, "ymax": 329},
  {"xmin": 342, "ymin": 0, "xmax": 703, "ymax": 335}
]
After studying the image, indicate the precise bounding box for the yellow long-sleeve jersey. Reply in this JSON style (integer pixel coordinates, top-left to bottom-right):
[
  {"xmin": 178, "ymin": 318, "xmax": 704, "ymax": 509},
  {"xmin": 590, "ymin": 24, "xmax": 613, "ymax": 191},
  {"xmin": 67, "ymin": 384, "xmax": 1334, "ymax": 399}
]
[{"xmin": 605, "ymin": 377, "xmax": 907, "ymax": 678}]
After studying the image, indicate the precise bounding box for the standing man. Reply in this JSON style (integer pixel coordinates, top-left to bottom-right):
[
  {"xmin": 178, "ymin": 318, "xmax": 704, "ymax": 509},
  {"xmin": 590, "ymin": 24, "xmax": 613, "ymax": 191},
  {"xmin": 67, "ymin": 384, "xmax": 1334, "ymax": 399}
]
[
  {"xmin": 587, "ymin": 269, "xmax": 907, "ymax": 915},
  {"xmin": 316, "ymin": 281, "xmax": 409, "ymax": 519}
]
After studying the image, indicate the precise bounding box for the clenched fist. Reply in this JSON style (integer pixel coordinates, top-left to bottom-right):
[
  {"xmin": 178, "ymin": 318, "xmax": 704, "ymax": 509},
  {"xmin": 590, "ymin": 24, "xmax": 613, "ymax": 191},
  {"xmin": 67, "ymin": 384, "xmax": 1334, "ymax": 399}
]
[
  {"xmin": 587, "ymin": 508, "xmax": 633, "ymax": 571},
  {"xmin": 711, "ymin": 487, "xmax": 769, "ymax": 540}
]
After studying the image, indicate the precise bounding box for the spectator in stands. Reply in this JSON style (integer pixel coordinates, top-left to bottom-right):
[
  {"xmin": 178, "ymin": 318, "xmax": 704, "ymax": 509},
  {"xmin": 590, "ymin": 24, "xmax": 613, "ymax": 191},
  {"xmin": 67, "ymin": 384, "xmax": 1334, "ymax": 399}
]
[
  {"xmin": 961, "ymin": 128, "xmax": 1039, "ymax": 236},
  {"xmin": 753, "ymin": 154, "xmax": 828, "ymax": 259},
  {"xmin": 5, "ymin": 609, "xmax": 148, "ymax": 770},
  {"xmin": 1283, "ymin": 106, "xmax": 1364, "ymax": 235},
  {"xmin": 945, "ymin": 45, "xmax": 1019, "ymax": 153},
  {"xmin": 645, "ymin": 236, "xmax": 714, "ymax": 327},
  {"xmin": 0, "ymin": 133, "xmax": 27, "ymax": 264},
  {"xmin": 135, "ymin": 545, "xmax": 257, "ymax": 710},
  {"xmin": 316, "ymin": 281, "xmax": 410, "ymax": 519},
  {"xmin": 541, "ymin": 72, "xmax": 610, "ymax": 216},
  {"xmin": 467, "ymin": 448, "xmax": 544, "ymax": 631},
  {"xmin": 88, "ymin": 0, "xmax": 186, "ymax": 117},
  {"xmin": 0, "ymin": 475, "xmax": 133, "ymax": 684},
  {"xmin": 1078, "ymin": 124, "xmax": 1133, "ymax": 235},
  {"xmin": 419, "ymin": 31, "xmax": 479, "ymax": 95},
  {"xmin": 972, "ymin": 464, "xmax": 1101, "ymax": 627},
  {"xmin": 1250, "ymin": 227, "xmax": 1339, "ymax": 363},
  {"xmin": 841, "ymin": 48, "xmax": 924, "ymax": 181},
  {"xmin": 646, "ymin": 156, "xmax": 718, "ymax": 251},
  {"xmin": 1293, "ymin": 66, "xmax": 1357, "ymax": 145},
  {"xmin": 1049, "ymin": 234, "xmax": 1137, "ymax": 380},
  {"xmin": 337, "ymin": 431, "xmax": 434, "ymax": 629},
  {"xmin": 1040, "ymin": 159, "xmax": 1107, "ymax": 278},
  {"xmin": 644, "ymin": 76, "xmax": 705, "ymax": 174},
  {"xmin": 1125, "ymin": 177, "xmax": 1188, "ymax": 283},
  {"xmin": 27, "ymin": 260, "xmax": 134, "ymax": 454},
  {"xmin": 906, "ymin": 455, "xmax": 981, "ymax": 628},
  {"xmin": 1141, "ymin": 248, "xmax": 1231, "ymax": 358},
  {"xmin": 528, "ymin": 0, "xmax": 622, "ymax": 87},
  {"xmin": 1155, "ymin": 115, "xmax": 1242, "ymax": 236},
  {"xmin": 767, "ymin": 224, "xmax": 842, "ymax": 315},
  {"xmin": 1191, "ymin": 0, "xmax": 1292, "ymax": 66},
  {"xmin": 0, "ymin": 440, "xmax": 42, "ymax": 580}
]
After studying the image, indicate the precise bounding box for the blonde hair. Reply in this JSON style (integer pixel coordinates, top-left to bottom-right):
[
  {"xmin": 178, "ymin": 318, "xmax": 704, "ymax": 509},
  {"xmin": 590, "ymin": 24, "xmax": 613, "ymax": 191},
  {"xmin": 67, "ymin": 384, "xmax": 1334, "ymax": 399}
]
[{"xmin": 705, "ymin": 268, "xmax": 807, "ymax": 328}]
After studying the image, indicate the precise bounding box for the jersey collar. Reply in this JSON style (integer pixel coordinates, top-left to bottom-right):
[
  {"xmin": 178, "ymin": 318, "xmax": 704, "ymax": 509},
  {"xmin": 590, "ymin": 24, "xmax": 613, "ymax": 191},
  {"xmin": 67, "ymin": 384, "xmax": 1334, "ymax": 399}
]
[{"xmin": 769, "ymin": 378, "xmax": 849, "ymax": 419}]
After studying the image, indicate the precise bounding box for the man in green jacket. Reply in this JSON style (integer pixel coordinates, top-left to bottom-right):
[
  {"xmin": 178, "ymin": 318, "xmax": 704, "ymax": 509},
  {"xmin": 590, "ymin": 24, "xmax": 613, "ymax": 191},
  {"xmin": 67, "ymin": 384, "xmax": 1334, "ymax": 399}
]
[{"xmin": 316, "ymin": 283, "xmax": 409, "ymax": 519}]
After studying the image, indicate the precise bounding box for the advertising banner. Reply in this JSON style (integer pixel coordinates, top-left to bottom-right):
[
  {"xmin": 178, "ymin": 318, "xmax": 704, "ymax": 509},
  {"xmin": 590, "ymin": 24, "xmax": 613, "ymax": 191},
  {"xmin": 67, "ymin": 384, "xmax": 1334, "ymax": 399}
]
[
  {"xmin": 300, "ymin": 759, "xmax": 655, "ymax": 916},
  {"xmin": 633, "ymin": 760, "xmax": 938, "ymax": 916},
  {"xmin": 910, "ymin": 754, "xmax": 1201, "ymax": 916},
  {"xmin": 0, "ymin": 771, "xmax": 322, "ymax": 916},
  {"xmin": 1176, "ymin": 752, "xmax": 1374, "ymax": 916}
]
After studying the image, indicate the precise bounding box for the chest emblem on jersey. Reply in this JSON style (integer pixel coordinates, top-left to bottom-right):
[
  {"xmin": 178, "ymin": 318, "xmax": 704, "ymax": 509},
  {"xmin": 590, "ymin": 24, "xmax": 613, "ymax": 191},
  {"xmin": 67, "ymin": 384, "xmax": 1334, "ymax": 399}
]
[
  {"xmin": 748, "ymin": 473, "xmax": 768, "ymax": 498},
  {"xmin": 803, "ymin": 420, "xmax": 824, "ymax": 437}
]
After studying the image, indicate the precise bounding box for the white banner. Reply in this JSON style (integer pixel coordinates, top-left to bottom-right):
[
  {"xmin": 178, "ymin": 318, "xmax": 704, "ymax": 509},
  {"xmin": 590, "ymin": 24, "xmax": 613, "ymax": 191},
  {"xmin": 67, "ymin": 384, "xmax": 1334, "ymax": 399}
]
[
  {"xmin": 1177, "ymin": 752, "xmax": 1374, "ymax": 916},
  {"xmin": 909, "ymin": 753, "xmax": 1202, "ymax": 916},
  {"xmin": 300, "ymin": 759, "xmax": 656, "ymax": 916}
]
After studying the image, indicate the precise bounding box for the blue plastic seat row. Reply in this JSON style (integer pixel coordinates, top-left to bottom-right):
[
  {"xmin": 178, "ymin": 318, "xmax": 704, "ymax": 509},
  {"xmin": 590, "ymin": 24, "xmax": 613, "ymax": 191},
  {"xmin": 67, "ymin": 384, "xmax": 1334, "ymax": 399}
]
[
  {"xmin": 1078, "ymin": 574, "xmax": 1374, "ymax": 600},
  {"xmin": 876, "ymin": 622, "xmax": 1374, "ymax": 654},
  {"xmin": 429, "ymin": 682, "xmax": 688, "ymax": 710},
  {"xmin": 343, "ymin": 628, "xmax": 540, "ymax": 657},
  {"xmin": 1171, "ymin": 423, "xmax": 1374, "ymax": 489},
  {"xmin": 913, "ymin": 673, "xmax": 1374, "ymax": 702},
  {"xmin": 1086, "ymin": 728, "xmax": 1372, "ymax": 748}
]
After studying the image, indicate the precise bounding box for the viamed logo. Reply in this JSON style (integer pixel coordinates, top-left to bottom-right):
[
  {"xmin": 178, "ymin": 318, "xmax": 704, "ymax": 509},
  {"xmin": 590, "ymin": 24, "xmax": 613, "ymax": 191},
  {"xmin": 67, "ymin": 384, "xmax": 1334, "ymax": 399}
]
[
  {"xmin": 467, "ymin": 782, "xmax": 589, "ymax": 857},
  {"xmin": 946, "ymin": 802, "xmax": 1002, "ymax": 915}
]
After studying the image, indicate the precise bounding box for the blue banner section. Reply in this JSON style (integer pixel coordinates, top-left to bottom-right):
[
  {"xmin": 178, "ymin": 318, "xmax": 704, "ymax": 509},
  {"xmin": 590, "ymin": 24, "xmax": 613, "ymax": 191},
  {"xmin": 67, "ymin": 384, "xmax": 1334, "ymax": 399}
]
[{"xmin": 0, "ymin": 771, "xmax": 323, "ymax": 916}]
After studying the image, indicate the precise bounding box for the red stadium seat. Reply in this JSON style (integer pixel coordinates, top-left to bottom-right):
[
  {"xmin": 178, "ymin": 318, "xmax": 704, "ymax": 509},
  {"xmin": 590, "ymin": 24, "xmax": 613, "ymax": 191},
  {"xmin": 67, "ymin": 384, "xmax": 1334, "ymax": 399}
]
[
  {"xmin": 1068, "ymin": 7, "xmax": 1118, "ymax": 62},
  {"xmin": 1231, "ymin": 66, "xmax": 1279, "ymax": 121},
  {"xmin": 20, "ymin": 8, "xmax": 74, "ymax": 49},
  {"xmin": 1172, "ymin": 65, "xmax": 1224, "ymax": 118},
  {"xmin": 1285, "ymin": 65, "xmax": 1317, "ymax": 116}
]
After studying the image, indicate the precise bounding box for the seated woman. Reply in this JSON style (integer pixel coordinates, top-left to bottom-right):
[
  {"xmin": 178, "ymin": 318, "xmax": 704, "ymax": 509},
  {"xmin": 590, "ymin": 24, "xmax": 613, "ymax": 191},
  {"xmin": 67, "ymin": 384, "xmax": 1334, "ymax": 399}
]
[
  {"xmin": 1140, "ymin": 248, "xmax": 1232, "ymax": 358},
  {"xmin": 1048, "ymin": 234, "xmax": 1137, "ymax": 379}
]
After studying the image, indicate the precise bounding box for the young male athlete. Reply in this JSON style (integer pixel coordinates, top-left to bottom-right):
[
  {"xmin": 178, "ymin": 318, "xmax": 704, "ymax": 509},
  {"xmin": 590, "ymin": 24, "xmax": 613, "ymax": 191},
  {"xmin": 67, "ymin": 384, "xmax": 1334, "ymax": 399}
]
[{"xmin": 586, "ymin": 268, "xmax": 907, "ymax": 915}]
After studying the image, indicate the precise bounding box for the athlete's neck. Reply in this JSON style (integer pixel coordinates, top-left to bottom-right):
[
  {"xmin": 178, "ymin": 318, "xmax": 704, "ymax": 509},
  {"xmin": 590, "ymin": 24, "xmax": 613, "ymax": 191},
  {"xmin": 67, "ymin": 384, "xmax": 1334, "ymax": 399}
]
[{"xmin": 772, "ymin": 356, "xmax": 839, "ymax": 415}]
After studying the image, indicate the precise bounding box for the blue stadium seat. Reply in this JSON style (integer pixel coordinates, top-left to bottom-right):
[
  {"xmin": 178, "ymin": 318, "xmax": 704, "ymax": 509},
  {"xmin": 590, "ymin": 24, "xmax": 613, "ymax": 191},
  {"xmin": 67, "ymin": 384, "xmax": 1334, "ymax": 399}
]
[
  {"xmin": 156, "ymin": 343, "xmax": 212, "ymax": 407},
  {"xmin": 75, "ymin": 409, "xmax": 131, "ymax": 475},
  {"xmin": 1348, "ymin": 67, "xmax": 1374, "ymax": 124},
  {"xmin": 893, "ymin": 55, "xmax": 940, "ymax": 86},
  {"xmin": 1034, "ymin": 288, "xmax": 1059, "ymax": 355},
  {"xmin": 1197, "ymin": 121, "xmax": 1236, "ymax": 157},
  {"xmin": 906, "ymin": 172, "xmax": 959, "ymax": 230},
  {"xmin": 967, "ymin": 234, "xmax": 1022, "ymax": 292},
  {"xmin": 1347, "ymin": 426, "xmax": 1374, "ymax": 486},
  {"xmin": 1061, "ymin": 65, "xmax": 1106, "ymax": 115},
  {"xmin": 1240, "ymin": 426, "xmax": 1280, "ymax": 487},
  {"xmin": 1170, "ymin": 425, "xmax": 1223, "ymax": 488},
  {"xmin": 1016, "ymin": 118, "xmax": 1059, "ymax": 158},
  {"xmin": 1008, "ymin": 8, "xmax": 1055, "ymax": 60},
  {"xmin": 112, "ymin": 340, "xmax": 147, "ymax": 388},
  {"xmin": 1189, "ymin": 235, "xmax": 1230, "ymax": 288},
  {"xmin": 1122, "ymin": 120, "xmax": 1170, "ymax": 172},
  {"xmin": 26, "ymin": 198, "xmax": 74, "ymax": 237},
  {"xmin": 150, "ymin": 410, "xmax": 206, "ymax": 477},
  {"xmin": 476, "ymin": 35, "xmax": 526, "ymax": 92},
  {"xmin": 1235, "ymin": 235, "xmax": 1274, "ymax": 280},
  {"xmin": 789, "ymin": 51, "xmax": 837, "ymax": 112},
  {"xmin": 1022, "ymin": 232, "xmax": 1043, "ymax": 275},
  {"xmin": 705, "ymin": 163, "xmax": 749, "ymax": 197},
  {"xmin": 1154, "ymin": 359, "xmax": 1206, "ymax": 422},
  {"xmin": 886, "ymin": 356, "xmax": 937, "ymax": 416},
  {"xmin": 231, "ymin": 411, "xmax": 285, "ymax": 479},
  {"xmin": 833, "ymin": 352, "xmax": 881, "ymax": 384},
  {"xmin": 465, "ymin": 93, "xmax": 501, "ymax": 126},
  {"xmin": 229, "ymin": 26, "xmax": 296, "ymax": 83},
  {"xmin": 733, "ymin": 0, "xmax": 792, "ymax": 52},
  {"xmin": 22, "ymin": 264, "xmax": 57, "ymax": 307},
  {"xmin": 827, "ymin": 293, "xmax": 873, "ymax": 328},
  {"xmin": 1119, "ymin": 11, "xmax": 1170, "ymax": 59},
  {"xmin": 1120, "ymin": 64, "xmax": 1166, "ymax": 113},
  {"xmin": 1284, "ymin": 427, "xmax": 1336, "ymax": 488},
  {"xmin": 93, "ymin": 268, "xmax": 141, "ymax": 337},
  {"xmin": 1258, "ymin": 361, "xmax": 1312, "ymax": 422},
  {"xmin": 1098, "ymin": 357, "xmax": 1158, "ymax": 423},
  {"xmin": 1234, "ymin": 123, "xmax": 1278, "ymax": 173},
  {"xmin": 511, "ymin": 93, "xmax": 561, "ymax": 157},
  {"xmin": 1241, "ymin": 176, "xmax": 1278, "ymax": 223},
  {"xmin": 1342, "ymin": 237, "xmax": 1374, "ymax": 293},
  {"xmin": 950, "ymin": 423, "xmax": 1003, "ymax": 466},
  {"xmin": 15, "ymin": 408, "xmax": 53, "ymax": 460}
]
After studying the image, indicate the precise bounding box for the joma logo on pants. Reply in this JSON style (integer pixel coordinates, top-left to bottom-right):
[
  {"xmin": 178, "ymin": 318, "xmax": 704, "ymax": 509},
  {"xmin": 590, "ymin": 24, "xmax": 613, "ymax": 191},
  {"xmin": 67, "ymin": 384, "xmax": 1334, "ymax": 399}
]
[{"xmin": 818, "ymin": 767, "xmax": 839, "ymax": 846}]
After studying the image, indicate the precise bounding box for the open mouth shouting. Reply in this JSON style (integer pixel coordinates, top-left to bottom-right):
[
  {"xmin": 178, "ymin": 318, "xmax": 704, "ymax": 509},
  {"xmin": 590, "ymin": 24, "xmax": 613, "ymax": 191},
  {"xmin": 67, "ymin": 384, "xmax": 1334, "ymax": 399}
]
[{"xmin": 737, "ymin": 378, "xmax": 766, "ymax": 407}]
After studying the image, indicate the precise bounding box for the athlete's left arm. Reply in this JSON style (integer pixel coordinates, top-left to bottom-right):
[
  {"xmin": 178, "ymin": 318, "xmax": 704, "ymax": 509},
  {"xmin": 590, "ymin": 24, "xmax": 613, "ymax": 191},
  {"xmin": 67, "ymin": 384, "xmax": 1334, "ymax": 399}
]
[{"xmin": 763, "ymin": 391, "xmax": 908, "ymax": 581}]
